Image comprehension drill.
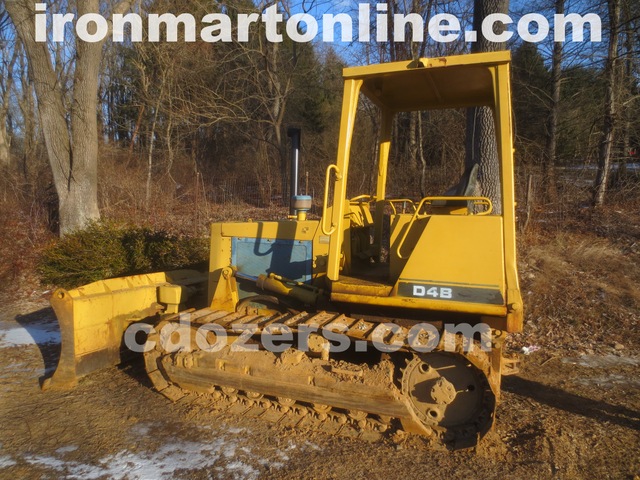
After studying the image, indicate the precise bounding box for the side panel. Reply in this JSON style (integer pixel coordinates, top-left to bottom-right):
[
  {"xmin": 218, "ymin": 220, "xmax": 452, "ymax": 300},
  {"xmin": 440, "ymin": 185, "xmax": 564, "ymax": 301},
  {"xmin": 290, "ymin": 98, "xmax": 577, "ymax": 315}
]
[
  {"xmin": 329, "ymin": 215, "xmax": 507, "ymax": 317},
  {"xmin": 231, "ymin": 237, "xmax": 313, "ymax": 283},
  {"xmin": 395, "ymin": 215, "xmax": 505, "ymax": 309}
]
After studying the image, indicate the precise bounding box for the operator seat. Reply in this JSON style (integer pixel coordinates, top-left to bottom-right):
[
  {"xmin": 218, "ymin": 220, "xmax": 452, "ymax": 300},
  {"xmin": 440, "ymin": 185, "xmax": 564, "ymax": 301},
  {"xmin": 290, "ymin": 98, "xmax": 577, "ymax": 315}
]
[
  {"xmin": 445, "ymin": 162, "xmax": 479, "ymax": 196},
  {"xmin": 432, "ymin": 163, "xmax": 479, "ymax": 211}
]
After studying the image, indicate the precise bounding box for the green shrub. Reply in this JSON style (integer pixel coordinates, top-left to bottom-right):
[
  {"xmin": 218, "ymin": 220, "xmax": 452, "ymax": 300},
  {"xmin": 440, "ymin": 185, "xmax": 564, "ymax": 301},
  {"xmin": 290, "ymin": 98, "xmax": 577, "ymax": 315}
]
[{"xmin": 39, "ymin": 222, "xmax": 208, "ymax": 289}]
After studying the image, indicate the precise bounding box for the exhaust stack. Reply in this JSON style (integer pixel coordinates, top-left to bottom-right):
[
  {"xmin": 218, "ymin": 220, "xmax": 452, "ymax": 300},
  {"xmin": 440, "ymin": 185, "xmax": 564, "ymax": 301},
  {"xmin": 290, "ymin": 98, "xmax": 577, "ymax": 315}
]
[{"xmin": 288, "ymin": 127, "xmax": 312, "ymax": 220}]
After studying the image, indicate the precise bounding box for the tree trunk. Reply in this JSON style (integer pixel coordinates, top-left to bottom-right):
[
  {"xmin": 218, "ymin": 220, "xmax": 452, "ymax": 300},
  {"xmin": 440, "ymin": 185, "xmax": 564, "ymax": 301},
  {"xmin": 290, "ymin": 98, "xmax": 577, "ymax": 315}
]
[
  {"xmin": 16, "ymin": 42, "xmax": 36, "ymax": 179},
  {"xmin": 409, "ymin": 112, "xmax": 418, "ymax": 170},
  {"xmin": 7, "ymin": 0, "xmax": 76, "ymax": 232},
  {"xmin": 0, "ymin": 44, "xmax": 18, "ymax": 169},
  {"xmin": 408, "ymin": 110, "xmax": 428, "ymax": 196},
  {"xmin": 129, "ymin": 104, "xmax": 145, "ymax": 154},
  {"xmin": 543, "ymin": 0, "xmax": 563, "ymax": 203},
  {"xmin": 145, "ymin": 62, "xmax": 167, "ymax": 210},
  {"xmin": 6, "ymin": 0, "xmax": 130, "ymax": 234},
  {"xmin": 417, "ymin": 112, "xmax": 427, "ymax": 196},
  {"xmin": 614, "ymin": 0, "xmax": 637, "ymax": 186},
  {"xmin": 146, "ymin": 94, "xmax": 162, "ymax": 211},
  {"xmin": 593, "ymin": 0, "xmax": 620, "ymax": 207},
  {"xmin": 66, "ymin": 0, "xmax": 102, "ymax": 230},
  {"xmin": 465, "ymin": 0, "xmax": 509, "ymax": 215},
  {"xmin": 0, "ymin": 125, "xmax": 10, "ymax": 169}
]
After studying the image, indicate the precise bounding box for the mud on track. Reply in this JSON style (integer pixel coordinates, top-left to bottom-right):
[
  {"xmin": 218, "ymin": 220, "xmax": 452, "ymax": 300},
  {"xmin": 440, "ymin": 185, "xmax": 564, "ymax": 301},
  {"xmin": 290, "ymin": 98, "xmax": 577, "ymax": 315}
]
[{"xmin": 0, "ymin": 299, "xmax": 638, "ymax": 480}]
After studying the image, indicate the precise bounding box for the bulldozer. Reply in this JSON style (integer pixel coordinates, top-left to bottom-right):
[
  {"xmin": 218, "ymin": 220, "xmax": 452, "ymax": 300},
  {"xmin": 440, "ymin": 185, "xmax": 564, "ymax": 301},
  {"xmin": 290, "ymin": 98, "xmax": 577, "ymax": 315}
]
[{"xmin": 43, "ymin": 51, "xmax": 523, "ymax": 449}]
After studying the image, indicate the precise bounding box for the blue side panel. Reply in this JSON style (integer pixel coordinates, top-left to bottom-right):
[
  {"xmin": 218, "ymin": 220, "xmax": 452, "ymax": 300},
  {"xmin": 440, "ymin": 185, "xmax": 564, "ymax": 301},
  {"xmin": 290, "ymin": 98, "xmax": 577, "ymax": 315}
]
[{"xmin": 231, "ymin": 237, "xmax": 313, "ymax": 283}]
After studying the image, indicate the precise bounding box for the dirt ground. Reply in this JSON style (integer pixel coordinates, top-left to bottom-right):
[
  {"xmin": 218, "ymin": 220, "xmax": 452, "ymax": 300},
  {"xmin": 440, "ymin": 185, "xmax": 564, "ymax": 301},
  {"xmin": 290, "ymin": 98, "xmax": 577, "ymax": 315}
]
[{"xmin": 0, "ymin": 293, "xmax": 638, "ymax": 480}]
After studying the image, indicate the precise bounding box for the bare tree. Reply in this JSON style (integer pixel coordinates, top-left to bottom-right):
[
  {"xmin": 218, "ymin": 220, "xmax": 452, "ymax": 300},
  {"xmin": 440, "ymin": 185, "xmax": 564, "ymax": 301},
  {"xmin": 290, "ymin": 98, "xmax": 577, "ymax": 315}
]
[
  {"xmin": 0, "ymin": 50, "xmax": 17, "ymax": 170},
  {"xmin": 16, "ymin": 41, "xmax": 38, "ymax": 179},
  {"xmin": 593, "ymin": 0, "xmax": 620, "ymax": 207},
  {"xmin": 0, "ymin": 6, "xmax": 18, "ymax": 169},
  {"xmin": 613, "ymin": 0, "xmax": 639, "ymax": 186},
  {"xmin": 6, "ymin": 0, "xmax": 131, "ymax": 234},
  {"xmin": 542, "ymin": 0, "xmax": 564, "ymax": 203}
]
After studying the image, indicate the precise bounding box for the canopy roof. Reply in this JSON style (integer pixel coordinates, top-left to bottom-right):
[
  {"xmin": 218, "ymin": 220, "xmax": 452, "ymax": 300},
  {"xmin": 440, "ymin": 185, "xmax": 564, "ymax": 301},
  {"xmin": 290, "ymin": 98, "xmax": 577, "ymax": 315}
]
[{"xmin": 343, "ymin": 51, "xmax": 510, "ymax": 111}]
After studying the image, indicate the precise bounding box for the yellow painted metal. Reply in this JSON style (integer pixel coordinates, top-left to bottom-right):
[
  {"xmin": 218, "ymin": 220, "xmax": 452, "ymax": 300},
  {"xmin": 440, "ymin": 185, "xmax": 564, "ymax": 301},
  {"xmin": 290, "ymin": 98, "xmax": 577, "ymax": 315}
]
[
  {"xmin": 44, "ymin": 269, "xmax": 205, "ymax": 389},
  {"xmin": 389, "ymin": 215, "xmax": 427, "ymax": 280},
  {"xmin": 373, "ymin": 108, "xmax": 393, "ymax": 256},
  {"xmin": 332, "ymin": 215, "xmax": 506, "ymax": 317},
  {"xmin": 329, "ymin": 291, "xmax": 507, "ymax": 317},
  {"xmin": 396, "ymin": 215, "xmax": 505, "ymax": 300},
  {"xmin": 327, "ymin": 78, "xmax": 363, "ymax": 281},
  {"xmin": 384, "ymin": 199, "xmax": 416, "ymax": 215},
  {"xmin": 219, "ymin": 220, "xmax": 319, "ymax": 241},
  {"xmin": 256, "ymin": 273, "xmax": 322, "ymax": 306},
  {"xmin": 208, "ymin": 222, "xmax": 231, "ymax": 303},
  {"xmin": 394, "ymin": 196, "xmax": 493, "ymax": 260},
  {"xmin": 492, "ymin": 62, "xmax": 524, "ymax": 331},
  {"xmin": 321, "ymin": 164, "xmax": 341, "ymax": 235},
  {"xmin": 344, "ymin": 51, "xmax": 511, "ymax": 111},
  {"xmin": 210, "ymin": 266, "xmax": 239, "ymax": 312},
  {"xmin": 158, "ymin": 284, "xmax": 184, "ymax": 314},
  {"xmin": 205, "ymin": 51, "xmax": 522, "ymax": 330},
  {"xmin": 346, "ymin": 196, "xmax": 374, "ymax": 228}
]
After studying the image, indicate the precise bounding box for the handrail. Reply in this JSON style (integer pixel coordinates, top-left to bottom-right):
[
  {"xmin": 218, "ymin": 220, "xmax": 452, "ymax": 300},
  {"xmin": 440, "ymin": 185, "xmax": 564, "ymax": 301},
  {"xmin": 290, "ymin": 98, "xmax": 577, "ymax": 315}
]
[
  {"xmin": 321, "ymin": 164, "xmax": 341, "ymax": 235},
  {"xmin": 349, "ymin": 194, "xmax": 375, "ymax": 203},
  {"xmin": 384, "ymin": 198, "xmax": 416, "ymax": 215},
  {"xmin": 395, "ymin": 200, "xmax": 425, "ymax": 260},
  {"xmin": 427, "ymin": 196, "xmax": 493, "ymax": 215},
  {"xmin": 395, "ymin": 196, "xmax": 493, "ymax": 259}
]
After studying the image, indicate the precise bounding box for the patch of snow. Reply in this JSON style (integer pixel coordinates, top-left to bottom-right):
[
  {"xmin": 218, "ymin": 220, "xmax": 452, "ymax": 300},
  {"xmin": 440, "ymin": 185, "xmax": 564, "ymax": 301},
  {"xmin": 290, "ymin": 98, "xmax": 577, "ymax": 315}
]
[
  {"xmin": 225, "ymin": 426, "xmax": 245, "ymax": 434},
  {"xmin": 129, "ymin": 422, "xmax": 161, "ymax": 438},
  {"xmin": 24, "ymin": 454, "xmax": 70, "ymax": 471},
  {"xmin": 21, "ymin": 425, "xmax": 296, "ymax": 480},
  {"xmin": 0, "ymin": 320, "xmax": 60, "ymax": 349},
  {"xmin": 17, "ymin": 415, "xmax": 324, "ymax": 479},
  {"xmin": 0, "ymin": 456, "xmax": 16, "ymax": 468},
  {"xmin": 521, "ymin": 345, "xmax": 540, "ymax": 355},
  {"xmin": 224, "ymin": 460, "xmax": 260, "ymax": 478},
  {"xmin": 24, "ymin": 439, "xmax": 229, "ymax": 480},
  {"xmin": 562, "ymin": 354, "xmax": 640, "ymax": 368},
  {"xmin": 302, "ymin": 440, "xmax": 321, "ymax": 451},
  {"xmin": 285, "ymin": 440, "xmax": 298, "ymax": 450},
  {"xmin": 56, "ymin": 445, "xmax": 79, "ymax": 455},
  {"xmin": 574, "ymin": 374, "xmax": 640, "ymax": 388},
  {"xmin": 276, "ymin": 451, "xmax": 290, "ymax": 461},
  {"xmin": 222, "ymin": 443, "xmax": 237, "ymax": 458}
]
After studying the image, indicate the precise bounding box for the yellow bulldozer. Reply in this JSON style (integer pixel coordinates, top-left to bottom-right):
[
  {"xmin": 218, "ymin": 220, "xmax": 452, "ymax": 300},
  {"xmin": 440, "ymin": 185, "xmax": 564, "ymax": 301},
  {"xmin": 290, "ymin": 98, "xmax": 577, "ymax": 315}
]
[{"xmin": 44, "ymin": 51, "xmax": 522, "ymax": 449}]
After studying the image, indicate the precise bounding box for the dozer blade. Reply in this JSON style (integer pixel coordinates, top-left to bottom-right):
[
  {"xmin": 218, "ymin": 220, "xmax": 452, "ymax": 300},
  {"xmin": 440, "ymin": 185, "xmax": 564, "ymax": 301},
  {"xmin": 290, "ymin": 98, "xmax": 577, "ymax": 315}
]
[{"xmin": 43, "ymin": 270, "xmax": 206, "ymax": 390}]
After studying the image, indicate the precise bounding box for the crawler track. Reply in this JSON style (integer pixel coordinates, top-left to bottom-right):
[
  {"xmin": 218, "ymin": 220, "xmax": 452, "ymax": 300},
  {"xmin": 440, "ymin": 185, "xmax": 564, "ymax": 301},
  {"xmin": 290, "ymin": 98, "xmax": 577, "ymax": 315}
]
[{"xmin": 143, "ymin": 308, "xmax": 502, "ymax": 449}]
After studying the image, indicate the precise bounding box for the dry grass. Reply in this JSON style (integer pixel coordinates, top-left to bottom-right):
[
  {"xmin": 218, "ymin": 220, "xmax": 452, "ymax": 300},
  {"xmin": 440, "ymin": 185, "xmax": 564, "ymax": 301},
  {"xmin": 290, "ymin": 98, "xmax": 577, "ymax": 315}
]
[
  {"xmin": 513, "ymin": 202, "xmax": 640, "ymax": 355},
  {"xmin": 97, "ymin": 147, "xmax": 291, "ymax": 237},
  {"xmin": 0, "ymin": 200, "xmax": 53, "ymax": 304}
]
